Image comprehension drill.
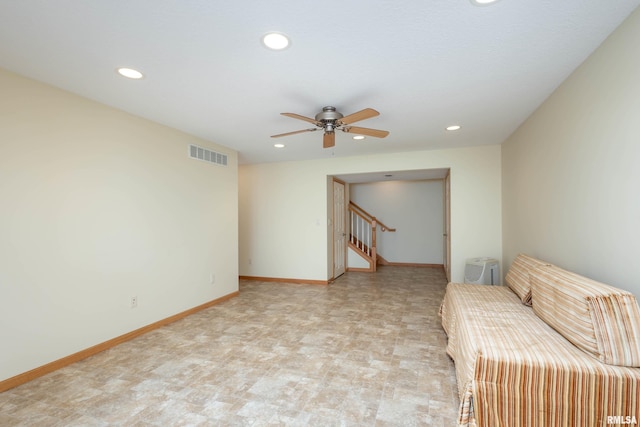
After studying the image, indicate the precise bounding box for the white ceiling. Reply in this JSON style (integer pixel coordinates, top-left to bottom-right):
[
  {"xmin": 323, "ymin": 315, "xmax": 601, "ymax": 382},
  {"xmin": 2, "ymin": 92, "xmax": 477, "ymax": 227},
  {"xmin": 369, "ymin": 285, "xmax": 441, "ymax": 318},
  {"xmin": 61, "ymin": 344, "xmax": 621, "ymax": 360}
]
[{"xmin": 1, "ymin": 1, "xmax": 638, "ymax": 165}]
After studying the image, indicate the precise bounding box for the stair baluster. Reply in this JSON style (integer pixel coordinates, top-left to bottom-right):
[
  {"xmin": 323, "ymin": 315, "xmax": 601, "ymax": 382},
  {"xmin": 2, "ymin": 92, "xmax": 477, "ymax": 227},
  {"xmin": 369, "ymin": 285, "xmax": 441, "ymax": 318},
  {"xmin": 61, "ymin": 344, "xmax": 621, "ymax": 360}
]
[{"xmin": 348, "ymin": 202, "xmax": 395, "ymax": 272}]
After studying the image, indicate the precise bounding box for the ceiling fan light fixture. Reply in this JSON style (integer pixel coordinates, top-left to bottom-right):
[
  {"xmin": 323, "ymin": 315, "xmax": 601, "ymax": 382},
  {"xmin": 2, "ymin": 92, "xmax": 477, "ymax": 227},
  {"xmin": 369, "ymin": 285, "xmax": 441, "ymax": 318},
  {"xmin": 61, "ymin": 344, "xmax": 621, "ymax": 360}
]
[
  {"xmin": 446, "ymin": 125, "xmax": 461, "ymax": 131},
  {"xmin": 117, "ymin": 67, "xmax": 144, "ymax": 79},
  {"xmin": 262, "ymin": 32, "xmax": 290, "ymax": 50},
  {"xmin": 274, "ymin": 143, "xmax": 285, "ymax": 148},
  {"xmin": 353, "ymin": 135, "xmax": 365, "ymax": 140}
]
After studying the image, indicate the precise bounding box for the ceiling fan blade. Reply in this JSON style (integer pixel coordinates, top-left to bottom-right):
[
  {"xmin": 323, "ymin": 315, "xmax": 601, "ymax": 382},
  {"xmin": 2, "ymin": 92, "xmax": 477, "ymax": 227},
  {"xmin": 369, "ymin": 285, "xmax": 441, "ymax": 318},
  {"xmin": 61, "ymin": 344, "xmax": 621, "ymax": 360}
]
[
  {"xmin": 281, "ymin": 112, "xmax": 321, "ymax": 126},
  {"xmin": 323, "ymin": 132, "xmax": 335, "ymax": 148},
  {"xmin": 339, "ymin": 108, "xmax": 380, "ymax": 125},
  {"xmin": 342, "ymin": 126, "xmax": 389, "ymax": 138},
  {"xmin": 271, "ymin": 128, "xmax": 318, "ymax": 138}
]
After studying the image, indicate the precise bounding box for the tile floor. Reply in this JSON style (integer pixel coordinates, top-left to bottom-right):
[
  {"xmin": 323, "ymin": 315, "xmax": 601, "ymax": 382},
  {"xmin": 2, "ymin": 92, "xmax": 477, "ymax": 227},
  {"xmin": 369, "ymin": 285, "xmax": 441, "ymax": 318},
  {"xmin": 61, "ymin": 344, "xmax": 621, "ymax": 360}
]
[{"xmin": 0, "ymin": 266, "xmax": 459, "ymax": 426}]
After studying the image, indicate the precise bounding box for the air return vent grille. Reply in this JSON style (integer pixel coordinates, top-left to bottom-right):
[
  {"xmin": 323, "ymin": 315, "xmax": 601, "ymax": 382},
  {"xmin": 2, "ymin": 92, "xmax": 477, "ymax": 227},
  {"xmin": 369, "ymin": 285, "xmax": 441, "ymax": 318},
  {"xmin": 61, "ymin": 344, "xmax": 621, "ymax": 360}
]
[{"xmin": 188, "ymin": 144, "xmax": 228, "ymax": 166}]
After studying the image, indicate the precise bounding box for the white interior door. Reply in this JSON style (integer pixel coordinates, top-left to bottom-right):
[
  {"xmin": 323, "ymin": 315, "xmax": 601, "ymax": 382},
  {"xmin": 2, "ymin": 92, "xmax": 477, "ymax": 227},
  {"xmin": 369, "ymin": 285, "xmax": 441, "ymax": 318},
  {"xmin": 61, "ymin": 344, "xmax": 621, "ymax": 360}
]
[{"xmin": 333, "ymin": 179, "xmax": 346, "ymax": 278}]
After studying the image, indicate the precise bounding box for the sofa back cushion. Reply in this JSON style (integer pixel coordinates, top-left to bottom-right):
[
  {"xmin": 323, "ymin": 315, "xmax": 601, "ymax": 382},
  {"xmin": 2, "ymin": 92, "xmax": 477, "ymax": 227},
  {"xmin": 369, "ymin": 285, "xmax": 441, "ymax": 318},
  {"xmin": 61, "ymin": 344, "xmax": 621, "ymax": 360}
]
[
  {"xmin": 505, "ymin": 254, "xmax": 551, "ymax": 305},
  {"xmin": 530, "ymin": 264, "xmax": 640, "ymax": 367}
]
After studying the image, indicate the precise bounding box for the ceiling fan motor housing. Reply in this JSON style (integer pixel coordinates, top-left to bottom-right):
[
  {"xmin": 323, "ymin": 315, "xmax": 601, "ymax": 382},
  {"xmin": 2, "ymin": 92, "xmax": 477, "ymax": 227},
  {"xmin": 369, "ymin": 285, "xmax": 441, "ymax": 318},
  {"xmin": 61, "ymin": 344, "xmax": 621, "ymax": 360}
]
[{"xmin": 315, "ymin": 106, "xmax": 344, "ymax": 126}]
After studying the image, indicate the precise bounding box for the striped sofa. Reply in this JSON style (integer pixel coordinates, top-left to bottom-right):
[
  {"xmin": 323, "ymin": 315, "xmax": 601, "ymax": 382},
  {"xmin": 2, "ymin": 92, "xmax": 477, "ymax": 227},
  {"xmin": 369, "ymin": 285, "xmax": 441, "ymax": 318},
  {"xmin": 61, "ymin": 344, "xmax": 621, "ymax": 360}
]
[{"xmin": 440, "ymin": 254, "xmax": 640, "ymax": 427}]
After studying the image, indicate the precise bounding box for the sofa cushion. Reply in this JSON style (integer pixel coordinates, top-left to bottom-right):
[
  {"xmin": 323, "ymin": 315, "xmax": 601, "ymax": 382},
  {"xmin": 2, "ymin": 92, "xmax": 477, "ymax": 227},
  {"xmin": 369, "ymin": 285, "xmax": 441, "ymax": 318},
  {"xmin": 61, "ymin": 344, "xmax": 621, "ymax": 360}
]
[
  {"xmin": 530, "ymin": 265, "xmax": 640, "ymax": 367},
  {"xmin": 504, "ymin": 254, "xmax": 551, "ymax": 305},
  {"xmin": 441, "ymin": 280, "xmax": 640, "ymax": 426}
]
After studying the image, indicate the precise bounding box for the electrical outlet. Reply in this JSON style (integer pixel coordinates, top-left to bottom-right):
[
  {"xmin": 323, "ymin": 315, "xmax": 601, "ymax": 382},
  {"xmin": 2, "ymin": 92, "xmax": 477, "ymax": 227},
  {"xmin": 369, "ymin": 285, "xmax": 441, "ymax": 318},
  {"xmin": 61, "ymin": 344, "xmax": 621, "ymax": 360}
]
[{"xmin": 131, "ymin": 296, "xmax": 137, "ymax": 308}]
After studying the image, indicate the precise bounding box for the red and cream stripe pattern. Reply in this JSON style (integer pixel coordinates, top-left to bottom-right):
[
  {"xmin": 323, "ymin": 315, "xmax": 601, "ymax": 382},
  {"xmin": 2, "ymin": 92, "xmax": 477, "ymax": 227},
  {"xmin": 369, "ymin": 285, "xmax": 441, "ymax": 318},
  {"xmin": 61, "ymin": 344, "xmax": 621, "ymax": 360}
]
[
  {"xmin": 530, "ymin": 265, "xmax": 640, "ymax": 367},
  {"xmin": 441, "ymin": 282, "xmax": 640, "ymax": 427},
  {"xmin": 504, "ymin": 253, "xmax": 552, "ymax": 306}
]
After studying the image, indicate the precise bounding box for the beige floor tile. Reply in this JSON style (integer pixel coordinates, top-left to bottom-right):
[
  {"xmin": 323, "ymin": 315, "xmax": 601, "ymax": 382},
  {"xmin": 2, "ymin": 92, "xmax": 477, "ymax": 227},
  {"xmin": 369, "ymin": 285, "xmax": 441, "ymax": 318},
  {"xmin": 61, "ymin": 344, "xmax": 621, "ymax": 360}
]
[{"xmin": 0, "ymin": 266, "xmax": 459, "ymax": 426}]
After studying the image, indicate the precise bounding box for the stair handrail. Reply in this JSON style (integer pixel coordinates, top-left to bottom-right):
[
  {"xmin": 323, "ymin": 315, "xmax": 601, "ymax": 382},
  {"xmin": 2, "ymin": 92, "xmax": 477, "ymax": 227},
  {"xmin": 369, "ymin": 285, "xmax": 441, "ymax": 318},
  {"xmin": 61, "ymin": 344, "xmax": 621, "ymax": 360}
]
[{"xmin": 348, "ymin": 201, "xmax": 396, "ymax": 232}]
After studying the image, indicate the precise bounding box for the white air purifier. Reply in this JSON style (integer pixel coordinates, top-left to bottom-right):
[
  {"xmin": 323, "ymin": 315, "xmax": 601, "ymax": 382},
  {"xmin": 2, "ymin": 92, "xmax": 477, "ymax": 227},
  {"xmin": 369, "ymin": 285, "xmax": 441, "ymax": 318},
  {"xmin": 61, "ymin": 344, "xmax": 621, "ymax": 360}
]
[{"xmin": 464, "ymin": 257, "xmax": 500, "ymax": 285}]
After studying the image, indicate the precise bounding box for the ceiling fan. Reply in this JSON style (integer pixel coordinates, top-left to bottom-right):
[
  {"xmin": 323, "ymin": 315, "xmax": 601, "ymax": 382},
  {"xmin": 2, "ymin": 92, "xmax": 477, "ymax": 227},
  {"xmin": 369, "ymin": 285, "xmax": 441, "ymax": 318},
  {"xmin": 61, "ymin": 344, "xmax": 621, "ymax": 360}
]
[{"xmin": 271, "ymin": 106, "xmax": 390, "ymax": 148}]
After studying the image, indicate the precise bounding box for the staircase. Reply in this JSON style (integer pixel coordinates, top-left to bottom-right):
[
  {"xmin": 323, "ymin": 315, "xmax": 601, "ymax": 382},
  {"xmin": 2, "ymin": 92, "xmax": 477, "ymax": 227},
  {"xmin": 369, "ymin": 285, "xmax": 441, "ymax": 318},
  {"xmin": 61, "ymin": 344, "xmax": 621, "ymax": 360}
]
[{"xmin": 348, "ymin": 201, "xmax": 395, "ymax": 272}]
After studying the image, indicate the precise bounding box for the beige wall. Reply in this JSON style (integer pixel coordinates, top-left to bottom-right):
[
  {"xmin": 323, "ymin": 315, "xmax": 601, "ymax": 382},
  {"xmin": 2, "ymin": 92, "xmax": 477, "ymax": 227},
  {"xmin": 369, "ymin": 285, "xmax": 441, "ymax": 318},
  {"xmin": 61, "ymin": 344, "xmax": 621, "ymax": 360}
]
[
  {"xmin": 0, "ymin": 69, "xmax": 239, "ymax": 381},
  {"xmin": 239, "ymin": 144, "xmax": 502, "ymax": 283},
  {"xmin": 502, "ymin": 8, "xmax": 640, "ymax": 297}
]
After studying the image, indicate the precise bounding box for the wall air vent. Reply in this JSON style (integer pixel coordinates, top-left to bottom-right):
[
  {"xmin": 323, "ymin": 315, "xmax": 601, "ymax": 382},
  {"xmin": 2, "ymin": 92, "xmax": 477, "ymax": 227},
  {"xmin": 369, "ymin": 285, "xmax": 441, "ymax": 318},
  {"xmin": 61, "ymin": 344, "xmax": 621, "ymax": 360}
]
[{"xmin": 188, "ymin": 144, "xmax": 228, "ymax": 166}]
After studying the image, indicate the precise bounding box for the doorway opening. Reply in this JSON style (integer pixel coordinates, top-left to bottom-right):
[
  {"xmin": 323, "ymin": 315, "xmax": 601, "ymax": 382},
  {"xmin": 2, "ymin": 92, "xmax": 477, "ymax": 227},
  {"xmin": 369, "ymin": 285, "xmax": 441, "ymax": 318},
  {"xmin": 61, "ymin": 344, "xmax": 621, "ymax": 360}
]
[{"xmin": 328, "ymin": 168, "xmax": 451, "ymax": 281}]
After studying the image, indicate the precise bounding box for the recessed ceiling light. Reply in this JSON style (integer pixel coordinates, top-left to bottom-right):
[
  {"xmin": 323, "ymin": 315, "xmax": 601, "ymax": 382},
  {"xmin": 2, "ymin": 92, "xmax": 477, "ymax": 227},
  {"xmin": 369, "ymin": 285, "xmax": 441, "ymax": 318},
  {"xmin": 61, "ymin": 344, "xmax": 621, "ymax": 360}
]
[
  {"xmin": 274, "ymin": 143, "xmax": 285, "ymax": 148},
  {"xmin": 353, "ymin": 135, "xmax": 365, "ymax": 140},
  {"xmin": 262, "ymin": 32, "xmax": 290, "ymax": 50},
  {"xmin": 471, "ymin": 0, "xmax": 500, "ymax": 5},
  {"xmin": 446, "ymin": 125, "xmax": 461, "ymax": 131},
  {"xmin": 117, "ymin": 67, "xmax": 144, "ymax": 79}
]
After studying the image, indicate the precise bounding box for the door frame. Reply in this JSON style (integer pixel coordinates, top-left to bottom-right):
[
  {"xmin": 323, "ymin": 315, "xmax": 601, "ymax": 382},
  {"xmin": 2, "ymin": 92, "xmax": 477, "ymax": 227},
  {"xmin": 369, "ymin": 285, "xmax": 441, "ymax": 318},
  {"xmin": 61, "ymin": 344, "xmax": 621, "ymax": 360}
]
[
  {"xmin": 332, "ymin": 178, "xmax": 347, "ymax": 280},
  {"xmin": 444, "ymin": 170, "xmax": 451, "ymax": 281}
]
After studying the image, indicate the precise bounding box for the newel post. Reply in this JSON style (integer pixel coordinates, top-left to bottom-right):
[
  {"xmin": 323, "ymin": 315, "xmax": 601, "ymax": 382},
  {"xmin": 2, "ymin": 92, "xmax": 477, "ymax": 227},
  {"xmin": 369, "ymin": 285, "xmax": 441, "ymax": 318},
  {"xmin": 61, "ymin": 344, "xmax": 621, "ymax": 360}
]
[
  {"xmin": 371, "ymin": 217, "xmax": 378, "ymax": 272},
  {"xmin": 371, "ymin": 217, "xmax": 377, "ymax": 250}
]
